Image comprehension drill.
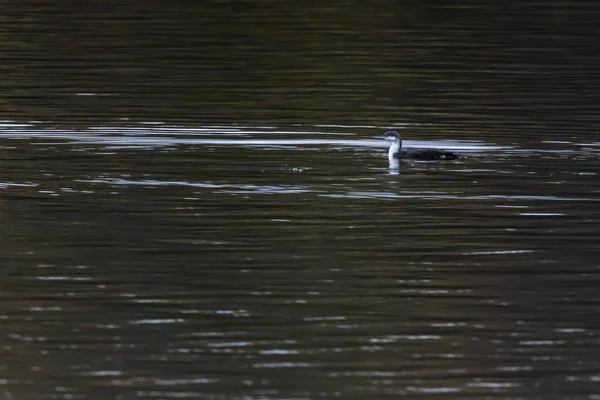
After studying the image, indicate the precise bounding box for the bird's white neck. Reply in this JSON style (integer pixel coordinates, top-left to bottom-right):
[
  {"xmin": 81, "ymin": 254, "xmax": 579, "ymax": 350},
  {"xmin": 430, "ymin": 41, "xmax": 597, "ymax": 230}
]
[{"xmin": 388, "ymin": 140, "xmax": 401, "ymax": 161}]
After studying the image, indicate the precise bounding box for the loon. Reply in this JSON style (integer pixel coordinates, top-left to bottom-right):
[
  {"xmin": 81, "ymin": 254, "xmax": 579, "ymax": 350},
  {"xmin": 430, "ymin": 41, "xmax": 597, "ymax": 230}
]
[{"xmin": 377, "ymin": 130, "xmax": 459, "ymax": 161}]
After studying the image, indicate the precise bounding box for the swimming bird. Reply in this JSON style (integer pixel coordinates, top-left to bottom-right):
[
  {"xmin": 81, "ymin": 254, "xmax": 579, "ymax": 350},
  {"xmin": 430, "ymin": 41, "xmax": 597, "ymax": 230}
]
[{"xmin": 377, "ymin": 130, "xmax": 458, "ymax": 161}]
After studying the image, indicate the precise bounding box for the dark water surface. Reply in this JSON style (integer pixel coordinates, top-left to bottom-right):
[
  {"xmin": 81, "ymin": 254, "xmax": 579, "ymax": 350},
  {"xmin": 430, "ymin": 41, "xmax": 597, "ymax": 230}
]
[{"xmin": 2, "ymin": 2, "xmax": 600, "ymax": 399}]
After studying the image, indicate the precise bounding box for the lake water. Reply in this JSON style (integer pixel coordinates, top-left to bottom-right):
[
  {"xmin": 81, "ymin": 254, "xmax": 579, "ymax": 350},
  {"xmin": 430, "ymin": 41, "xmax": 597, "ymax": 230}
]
[{"xmin": 2, "ymin": 2, "xmax": 600, "ymax": 399}]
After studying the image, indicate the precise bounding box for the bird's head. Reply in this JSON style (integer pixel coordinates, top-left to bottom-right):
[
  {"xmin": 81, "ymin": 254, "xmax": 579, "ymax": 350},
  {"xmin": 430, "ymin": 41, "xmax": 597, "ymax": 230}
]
[{"xmin": 377, "ymin": 130, "xmax": 402, "ymax": 143}]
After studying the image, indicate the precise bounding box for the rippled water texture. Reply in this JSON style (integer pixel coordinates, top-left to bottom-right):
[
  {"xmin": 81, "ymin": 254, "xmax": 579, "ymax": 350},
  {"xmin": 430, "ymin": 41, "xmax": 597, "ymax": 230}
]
[{"xmin": 2, "ymin": 2, "xmax": 600, "ymax": 399}]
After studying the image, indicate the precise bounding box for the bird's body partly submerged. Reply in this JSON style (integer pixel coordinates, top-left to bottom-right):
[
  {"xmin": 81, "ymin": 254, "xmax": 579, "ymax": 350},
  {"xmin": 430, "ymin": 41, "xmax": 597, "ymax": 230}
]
[
  {"xmin": 396, "ymin": 148, "xmax": 458, "ymax": 161},
  {"xmin": 377, "ymin": 130, "xmax": 458, "ymax": 161}
]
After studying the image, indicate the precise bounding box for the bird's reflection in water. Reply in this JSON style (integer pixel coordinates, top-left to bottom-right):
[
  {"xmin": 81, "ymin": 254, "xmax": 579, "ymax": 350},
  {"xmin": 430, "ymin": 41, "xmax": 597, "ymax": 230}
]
[{"xmin": 388, "ymin": 159, "xmax": 400, "ymax": 175}]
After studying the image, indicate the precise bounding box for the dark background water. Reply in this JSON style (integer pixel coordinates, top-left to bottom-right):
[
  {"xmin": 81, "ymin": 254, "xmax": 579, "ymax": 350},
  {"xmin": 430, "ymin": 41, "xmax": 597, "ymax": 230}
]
[{"xmin": 1, "ymin": 1, "xmax": 600, "ymax": 399}]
